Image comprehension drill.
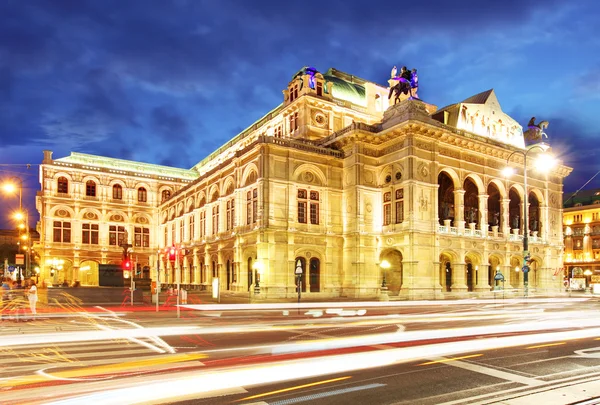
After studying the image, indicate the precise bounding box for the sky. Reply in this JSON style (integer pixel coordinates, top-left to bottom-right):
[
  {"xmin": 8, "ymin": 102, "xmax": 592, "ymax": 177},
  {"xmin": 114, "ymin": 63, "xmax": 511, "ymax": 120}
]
[{"xmin": 1, "ymin": 0, "xmax": 600, "ymax": 228}]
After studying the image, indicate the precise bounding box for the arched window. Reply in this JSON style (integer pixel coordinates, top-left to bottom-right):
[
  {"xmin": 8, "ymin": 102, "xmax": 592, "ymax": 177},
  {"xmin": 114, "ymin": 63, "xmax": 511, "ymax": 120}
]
[
  {"xmin": 138, "ymin": 187, "xmax": 147, "ymax": 202},
  {"xmin": 161, "ymin": 190, "xmax": 171, "ymax": 202},
  {"xmin": 112, "ymin": 184, "xmax": 122, "ymax": 200},
  {"xmin": 57, "ymin": 177, "xmax": 68, "ymax": 194},
  {"xmin": 86, "ymin": 180, "xmax": 96, "ymax": 197}
]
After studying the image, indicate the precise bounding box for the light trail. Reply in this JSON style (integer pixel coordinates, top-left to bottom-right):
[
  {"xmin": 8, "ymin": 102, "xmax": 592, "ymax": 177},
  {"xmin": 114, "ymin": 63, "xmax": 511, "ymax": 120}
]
[
  {"xmin": 526, "ymin": 342, "xmax": 566, "ymax": 349},
  {"xmin": 42, "ymin": 327, "xmax": 600, "ymax": 405},
  {"xmin": 418, "ymin": 354, "xmax": 483, "ymax": 365},
  {"xmin": 235, "ymin": 376, "xmax": 352, "ymax": 401}
]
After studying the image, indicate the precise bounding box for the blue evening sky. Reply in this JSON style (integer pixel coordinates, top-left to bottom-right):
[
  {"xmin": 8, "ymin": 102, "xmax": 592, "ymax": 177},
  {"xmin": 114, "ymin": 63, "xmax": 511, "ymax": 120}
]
[{"xmin": 1, "ymin": 0, "xmax": 599, "ymax": 228}]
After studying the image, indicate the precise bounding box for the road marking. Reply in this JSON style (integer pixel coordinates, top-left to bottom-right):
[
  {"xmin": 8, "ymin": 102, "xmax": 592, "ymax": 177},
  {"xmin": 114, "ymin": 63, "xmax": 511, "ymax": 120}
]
[
  {"xmin": 434, "ymin": 357, "xmax": 545, "ymax": 386},
  {"xmin": 527, "ymin": 342, "xmax": 566, "ymax": 349},
  {"xmin": 268, "ymin": 383, "xmax": 386, "ymax": 405},
  {"xmin": 419, "ymin": 354, "xmax": 483, "ymax": 365},
  {"xmin": 236, "ymin": 376, "xmax": 352, "ymax": 402}
]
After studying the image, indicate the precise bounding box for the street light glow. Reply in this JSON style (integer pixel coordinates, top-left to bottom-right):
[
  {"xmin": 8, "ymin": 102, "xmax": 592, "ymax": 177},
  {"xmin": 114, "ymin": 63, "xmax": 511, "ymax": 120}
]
[
  {"xmin": 2, "ymin": 182, "xmax": 17, "ymax": 194},
  {"xmin": 502, "ymin": 166, "xmax": 515, "ymax": 177},
  {"xmin": 534, "ymin": 153, "xmax": 556, "ymax": 172}
]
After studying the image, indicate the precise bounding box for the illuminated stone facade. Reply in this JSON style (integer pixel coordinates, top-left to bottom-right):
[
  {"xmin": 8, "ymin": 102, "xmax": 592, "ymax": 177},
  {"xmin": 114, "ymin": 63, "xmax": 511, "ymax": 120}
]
[
  {"xmin": 563, "ymin": 190, "xmax": 600, "ymax": 288},
  {"xmin": 36, "ymin": 67, "xmax": 571, "ymax": 298}
]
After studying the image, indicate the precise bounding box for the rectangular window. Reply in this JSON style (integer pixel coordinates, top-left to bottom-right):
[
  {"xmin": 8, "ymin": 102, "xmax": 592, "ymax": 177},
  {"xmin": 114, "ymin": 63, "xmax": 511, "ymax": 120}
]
[
  {"xmin": 316, "ymin": 82, "xmax": 323, "ymax": 96},
  {"xmin": 289, "ymin": 112, "xmax": 299, "ymax": 133},
  {"xmin": 171, "ymin": 223, "xmax": 175, "ymax": 245},
  {"xmin": 109, "ymin": 225, "xmax": 126, "ymax": 246},
  {"xmin": 274, "ymin": 125, "xmax": 283, "ymax": 138},
  {"xmin": 53, "ymin": 221, "xmax": 71, "ymax": 243},
  {"xmin": 298, "ymin": 202, "xmax": 307, "ymax": 224},
  {"xmin": 199, "ymin": 211, "xmax": 206, "ymax": 238},
  {"xmin": 395, "ymin": 189, "xmax": 404, "ymax": 224},
  {"xmin": 82, "ymin": 223, "xmax": 99, "ymax": 245},
  {"xmin": 189, "ymin": 215, "xmax": 195, "ymax": 241},
  {"xmin": 212, "ymin": 206, "xmax": 219, "ymax": 235},
  {"xmin": 246, "ymin": 189, "xmax": 258, "ymax": 225},
  {"xmin": 134, "ymin": 227, "xmax": 150, "ymax": 248},
  {"xmin": 179, "ymin": 219, "xmax": 184, "ymax": 243},
  {"xmin": 310, "ymin": 203, "xmax": 319, "ymax": 225},
  {"xmin": 226, "ymin": 199, "xmax": 235, "ymax": 231},
  {"xmin": 164, "ymin": 227, "xmax": 168, "ymax": 246}
]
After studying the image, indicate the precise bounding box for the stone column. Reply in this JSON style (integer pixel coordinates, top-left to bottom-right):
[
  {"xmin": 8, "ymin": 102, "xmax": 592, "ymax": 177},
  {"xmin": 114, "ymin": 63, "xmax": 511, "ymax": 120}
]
[
  {"xmin": 193, "ymin": 251, "xmax": 200, "ymax": 285},
  {"xmin": 454, "ymin": 189, "xmax": 465, "ymax": 232},
  {"xmin": 451, "ymin": 262, "xmax": 468, "ymax": 292},
  {"xmin": 478, "ymin": 194, "xmax": 488, "ymax": 233},
  {"xmin": 501, "ymin": 199, "xmax": 510, "ymax": 236},
  {"xmin": 475, "ymin": 263, "xmax": 490, "ymax": 292}
]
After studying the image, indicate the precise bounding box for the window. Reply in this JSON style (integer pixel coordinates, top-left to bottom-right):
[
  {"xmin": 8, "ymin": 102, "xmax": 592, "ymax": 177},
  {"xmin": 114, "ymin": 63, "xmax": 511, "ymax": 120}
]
[
  {"xmin": 383, "ymin": 192, "xmax": 392, "ymax": 226},
  {"xmin": 289, "ymin": 112, "xmax": 299, "ymax": 133},
  {"xmin": 57, "ymin": 177, "xmax": 68, "ymax": 194},
  {"xmin": 212, "ymin": 205, "xmax": 219, "ymax": 235},
  {"xmin": 109, "ymin": 225, "xmax": 126, "ymax": 246},
  {"xmin": 395, "ymin": 188, "xmax": 404, "ymax": 224},
  {"xmin": 171, "ymin": 223, "xmax": 175, "ymax": 244},
  {"xmin": 53, "ymin": 221, "xmax": 71, "ymax": 243},
  {"xmin": 298, "ymin": 189, "xmax": 307, "ymax": 224},
  {"xmin": 161, "ymin": 190, "xmax": 171, "ymax": 202},
  {"xmin": 226, "ymin": 198, "xmax": 235, "ymax": 231},
  {"xmin": 164, "ymin": 226, "xmax": 168, "ymax": 246},
  {"xmin": 134, "ymin": 227, "xmax": 150, "ymax": 248},
  {"xmin": 316, "ymin": 82, "xmax": 323, "ymax": 96},
  {"xmin": 298, "ymin": 189, "xmax": 319, "ymax": 225},
  {"xmin": 82, "ymin": 223, "xmax": 99, "ymax": 245},
  {"xmin": 179, "ymin": 219, "xmax": 184, "ymax": 242},
  {"xmin": 112, "ymin": 184, "xmax": 122, "ymax": 200},
  {"xmin": 274, "ymin": 125, "xmax": 283, "ymax": 138},
  {"xmin": 310, "ymin": 191, "xmax": 319, "ymax": 225},
  {"xmin": 138, "ymin": 187, "xmax": 147, "ymax": 202},
  {"xmin": 86, "ymin": 180, "xmax": 96, "ymax": 197},
  {"xmin": 199, "ymin": 211, "xmax": 206, "ymax": 238},
  {"xmin": 189, "ymin": 215, "xmax": 195, "ymax": 241},
  {"xmin": 247, "ymin": 188, "xmax": 257, "ymax": 224},
  {"xmin": 290, "ymin": 83, "xmax": 299, "ymax": 101}
]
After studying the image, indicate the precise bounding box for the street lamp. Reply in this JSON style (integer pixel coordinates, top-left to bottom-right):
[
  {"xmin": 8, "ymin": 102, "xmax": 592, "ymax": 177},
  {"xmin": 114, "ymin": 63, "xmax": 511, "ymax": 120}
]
[
  {"xmin": 3, "ymin": 177, "xmax": 31, "ymax": 282},
  {"xmin": 46, "ymin": 257, "xmax": 64, "ymax": 286},
  {"xmin": 380, "ymin": 259, "xmax": 391, "ymax": 289},
  {"xmin": 503, "ymin": 142, "xmax": 555, "ymax": 297}
]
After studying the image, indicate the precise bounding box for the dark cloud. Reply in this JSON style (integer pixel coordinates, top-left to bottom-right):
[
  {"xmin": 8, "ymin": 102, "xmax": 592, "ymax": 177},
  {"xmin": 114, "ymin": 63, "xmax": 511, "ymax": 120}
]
[{"xmin": 151, "ymin": 105, "xmax": 190, "ymax": 141}]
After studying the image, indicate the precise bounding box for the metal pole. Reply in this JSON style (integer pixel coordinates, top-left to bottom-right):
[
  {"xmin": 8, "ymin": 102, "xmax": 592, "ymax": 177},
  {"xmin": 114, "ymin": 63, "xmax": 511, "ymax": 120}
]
[
  {"xmin": 523, "ymin": 153, "xmax": 529, "ymax": 298},
  {"xmin": 176, "ymin": 255, "xmax": 180, "ymax": 319},
  {"xmin": 156, "ymin": 254, "xmax": 160, "ymax": 312}
]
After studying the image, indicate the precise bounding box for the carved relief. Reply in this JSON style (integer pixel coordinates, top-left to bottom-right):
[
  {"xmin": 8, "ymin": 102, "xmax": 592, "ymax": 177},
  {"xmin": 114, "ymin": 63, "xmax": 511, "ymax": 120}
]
[
  {"xmin": 84, "ymin": 212, "xmax": 97, "ymax": 220},
  {"xmin": 493, "ymin": 243, "xmax": 500, "ymax": 250},
  {"xmin": 57, "ymin": 209, "xmax": 70, "ymax": 218},
  {"xmin": 363, "ymin": 148, "xmax": 378, "ymax": 157},
  {"xmin": 312, "ymin": 110, "xmax": 328, "ymax": 128},
  {"xmin": 302, "ymin": 171, "xmax": 315, "ymax": 183},
  {"xmin": 111, "ymin": 214, "xmax": 123, "ymax": 222},
  {"xmin": 550, "ymin": 193, "xmax": 558, "ymax": 207},
  {"xmin": 416, "ymin": 141, "xmax": 433, "ymax": 151},
  {"xmin": 364, "ymin": 171, "xmax": 374, "ymax": 184},
  {"xmin": 439, "ymin": 148, "xmax": 461, "ymax": 159},
  {"xmin": 418, "ymin": 164, "xmax": 429, "ymax": 180},
  {"xmin": 386, "ymin": 237, "xmax": 394, "ymax": 246},
  {"xmin": 464, "ymin": 155, "xmax": 484, "ymax": 165}
]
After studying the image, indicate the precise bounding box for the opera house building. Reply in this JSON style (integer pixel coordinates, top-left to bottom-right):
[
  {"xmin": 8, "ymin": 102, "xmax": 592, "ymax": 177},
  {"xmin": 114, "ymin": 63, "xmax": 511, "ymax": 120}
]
[{"xmin": 35, "ymin": 66, "xmax": 571, "ymax": 299}]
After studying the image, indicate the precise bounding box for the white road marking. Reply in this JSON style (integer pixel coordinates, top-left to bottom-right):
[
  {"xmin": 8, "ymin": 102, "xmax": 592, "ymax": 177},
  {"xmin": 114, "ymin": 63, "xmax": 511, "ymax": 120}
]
[{"xmin": 434, "ymin": 357, "xmax": 545, "ymax": 386}]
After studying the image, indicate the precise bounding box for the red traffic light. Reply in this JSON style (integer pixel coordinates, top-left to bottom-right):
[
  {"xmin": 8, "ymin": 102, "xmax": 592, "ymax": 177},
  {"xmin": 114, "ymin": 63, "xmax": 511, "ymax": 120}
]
[
  {"xmin": 168, "ymin": 246, "xmax": 176, "ymax": 261},
  {"xmin": 122, "ymin": 259, "xmax": 131, "ymax": 270}
]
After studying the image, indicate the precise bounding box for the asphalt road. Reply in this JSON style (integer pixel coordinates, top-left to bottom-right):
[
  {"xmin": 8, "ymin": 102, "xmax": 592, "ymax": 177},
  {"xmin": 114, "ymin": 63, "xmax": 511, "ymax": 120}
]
[{"xmin": 2, "ymin": 298, "xmax": 600, "ymax": 405}]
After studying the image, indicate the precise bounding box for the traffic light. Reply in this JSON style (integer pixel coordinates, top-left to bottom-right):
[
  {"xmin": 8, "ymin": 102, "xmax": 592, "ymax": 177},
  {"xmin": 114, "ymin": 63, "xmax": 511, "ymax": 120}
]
[
  {"xmin": 122, "ymin": 258, "xmax": 132, "ymax": 271},
  {"xmin": 168, "ymin": 246, "xmax": 176, "ymax": 262}
]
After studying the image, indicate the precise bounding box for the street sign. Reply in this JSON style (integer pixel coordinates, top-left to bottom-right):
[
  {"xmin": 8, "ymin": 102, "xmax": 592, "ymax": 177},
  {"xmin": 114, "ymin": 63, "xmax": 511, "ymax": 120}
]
[
  {"xmin": 15, "ymin": 254, "xmax": 24, "ymax": 265},
  {"xmin": 8, "ymin": 265, "xmax": 15, "ymax": 273}
]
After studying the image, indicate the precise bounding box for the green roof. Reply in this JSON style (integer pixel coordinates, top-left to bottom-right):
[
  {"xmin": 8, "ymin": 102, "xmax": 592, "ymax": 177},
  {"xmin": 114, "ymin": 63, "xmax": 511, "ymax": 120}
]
[
  {"xmin": 56, "ymin": 152, "xmax": 198, "ymax": 180},
  {"xmin": 323, "ymin": 68, "xmax": 367, "ymax": 107}
]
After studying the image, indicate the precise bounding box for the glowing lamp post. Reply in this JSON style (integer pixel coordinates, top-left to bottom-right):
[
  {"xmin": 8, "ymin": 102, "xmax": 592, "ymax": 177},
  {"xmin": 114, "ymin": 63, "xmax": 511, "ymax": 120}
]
[
  {"xmin": 503, "ymin": 143, "xmax": 555, "ymax": 297},
  {"xmin": 3, "ymin": 178, "xmax": 30, "ymax": 282}
]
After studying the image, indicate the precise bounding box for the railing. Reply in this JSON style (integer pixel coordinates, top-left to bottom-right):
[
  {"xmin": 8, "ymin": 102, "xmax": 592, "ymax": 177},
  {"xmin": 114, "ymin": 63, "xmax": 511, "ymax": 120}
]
[{"xmin": 437, "ymin": 226, "xmax": 543, "ymax": 243}]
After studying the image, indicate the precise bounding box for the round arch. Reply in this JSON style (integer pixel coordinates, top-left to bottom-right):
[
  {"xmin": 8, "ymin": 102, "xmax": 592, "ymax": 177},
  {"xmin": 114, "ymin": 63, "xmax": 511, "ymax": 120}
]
[
  {"xmin": 49, "ymin": 205, "xmax": 76, "ymax": 219},
  {"xmin": 241, "ymin": 164, "xmax": 259, "ymax": 187},
  {"xmin": 291, "ymin": 163, "xmax": 327, "ymax": 186},
  {"xmin": 379, "ymin": 248, "xmax": 403, "ymax": 295},
  {"xmin": 222, "ymin": 176, "xmax": 235, "ymax": 196},
  {"xmin": 487, "ymin": 179, "xmax": 507, "ymax": 199},
  {"xmin": 78, "ymin": 260, "xmax": 99, "ymax": 286},
  {"xmin": 437, "ymin": 167, "xmax": 461, "ymax": 189},
  {"xmin": 464, "ymin": 173, "xmax": 485, "ymax": 193},
  {"xmin": 78, "ymin": 208, "xmax": 102, "ymax": 221}
]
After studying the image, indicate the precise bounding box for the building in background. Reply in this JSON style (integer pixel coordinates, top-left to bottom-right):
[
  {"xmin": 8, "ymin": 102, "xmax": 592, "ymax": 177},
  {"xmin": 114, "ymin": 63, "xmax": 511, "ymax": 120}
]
[
  {"xmin": 36, "ymin": 66, "xmax": 571, "ymax": 298},
  {"xmin": 563, "ymin": 189, "xmax": 600, "ymax": 290}
]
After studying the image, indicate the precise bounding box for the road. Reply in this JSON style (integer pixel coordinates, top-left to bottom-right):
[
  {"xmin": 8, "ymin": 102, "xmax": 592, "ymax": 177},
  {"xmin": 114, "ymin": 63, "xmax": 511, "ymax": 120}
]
[{"xmin": 2, "ymin": 298, "xmax": 600, "ymax": 404}]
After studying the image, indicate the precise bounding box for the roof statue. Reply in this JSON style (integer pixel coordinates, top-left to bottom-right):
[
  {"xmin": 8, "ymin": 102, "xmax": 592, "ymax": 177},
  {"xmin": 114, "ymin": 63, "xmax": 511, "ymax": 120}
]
[
  {"xmin": 524, "ymin": 116, "xmax": 549, "ymax": 145},
  {"xmin": 388, "ymin": 65, "xmax": 419, "ymax": 104}
]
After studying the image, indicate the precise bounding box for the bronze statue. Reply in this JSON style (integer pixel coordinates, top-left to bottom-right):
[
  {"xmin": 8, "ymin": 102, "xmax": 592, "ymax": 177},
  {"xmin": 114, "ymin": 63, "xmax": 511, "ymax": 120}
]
[{"xmin": 524, "ymin": 117, "xmax": 549, "ymax": 143}]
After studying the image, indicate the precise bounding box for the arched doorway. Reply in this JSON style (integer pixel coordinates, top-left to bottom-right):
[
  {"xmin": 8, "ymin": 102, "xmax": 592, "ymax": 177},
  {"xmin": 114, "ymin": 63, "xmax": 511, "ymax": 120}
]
[
  {"xmin": 464, "ymin": 178, "xmax": 479, "ymax": 225},
  {"xmin": 380, "ymin": 250, "xmax": 403, "ymax": 295},
  {"xmin": 528, "ymin": 192, "xmax": 540, "ymax": 235},
  {"xmin": 309, "ymin": 258, "xmax": 320, "ymax": 292},
  {"xmin": 487, "ymin": 183, "xmax": 501, "ymax": 229},
  {"xmin": 438, "ymin": 172, "xmax": 455, "ymax": 225},
  {"xmin": 466, "ymin": 262, "xmax": 474, "ymax": 291},
  {"xmin": 226, "ymin": 260, "xmax": 231, "ymax": 290},
  {"xmin": 247, "ymin": 257, "xmax": 253, "ymax": 291},
  {"xmin": 440, "ymin": 253, "xmax": 453, "ymax": 292},
  {"xmin": 78, "ymin": 260, "xmax": 99, "ymax": 286},
  {"xmin": 509, "ymin": 188, "xmax": 521, "ymax": 231}
]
